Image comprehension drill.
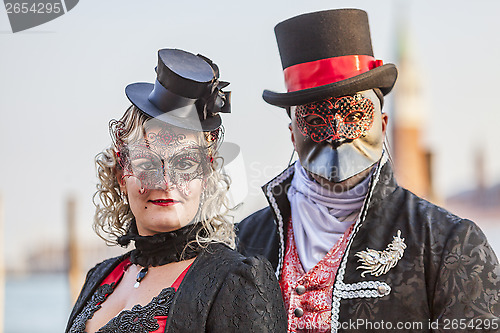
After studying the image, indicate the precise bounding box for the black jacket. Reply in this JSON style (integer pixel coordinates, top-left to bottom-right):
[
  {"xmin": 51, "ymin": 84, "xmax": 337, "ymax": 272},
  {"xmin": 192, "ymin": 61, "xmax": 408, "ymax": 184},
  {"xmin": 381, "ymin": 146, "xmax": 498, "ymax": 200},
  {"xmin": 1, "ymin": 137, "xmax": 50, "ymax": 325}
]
[
  {"xmin": 66, "ymin": 243, "xmax": 287, "ymax": 332},
  {"xmin": 237, "ymin": 159, "xmax": 500, "ymax": 332}
]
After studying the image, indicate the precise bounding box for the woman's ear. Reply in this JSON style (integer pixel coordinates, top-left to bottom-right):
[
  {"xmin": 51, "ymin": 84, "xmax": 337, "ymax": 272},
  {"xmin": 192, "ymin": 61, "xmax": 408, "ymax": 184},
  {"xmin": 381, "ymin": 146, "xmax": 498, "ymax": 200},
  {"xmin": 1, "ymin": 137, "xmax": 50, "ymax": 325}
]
[
  {"xmin": 115, "ymin": 151, "xmax": 127, "ymax": 193},
  {"xmin": 116, "ymin": 167, "xmax": 127, "ymax": 194}
]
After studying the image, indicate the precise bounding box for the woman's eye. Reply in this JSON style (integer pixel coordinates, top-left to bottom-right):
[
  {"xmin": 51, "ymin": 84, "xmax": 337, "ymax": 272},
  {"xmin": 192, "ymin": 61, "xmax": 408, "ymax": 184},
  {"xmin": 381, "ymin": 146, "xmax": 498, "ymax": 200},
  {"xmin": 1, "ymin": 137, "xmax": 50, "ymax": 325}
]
[
  {"xmin": 172, "ymin": 154, "xmax": 201, "ymax": 172},
  {"xmin": 139, "ymin": 162, "xmax": 155, "ymax": 170},
  {"xmin": 177, "ymin": 160, "xmax": 194, "ymax": 170},
  {"xmin": 304, "ymin": 115, "xmax": 326, "ymax": 126},
  {"xmin": 132, "ymin": 158, "xmax": 161, "ymax": 172},
  {"xmin": 344, "ymin": 111, "xmax": 364, "ymax": 123}
]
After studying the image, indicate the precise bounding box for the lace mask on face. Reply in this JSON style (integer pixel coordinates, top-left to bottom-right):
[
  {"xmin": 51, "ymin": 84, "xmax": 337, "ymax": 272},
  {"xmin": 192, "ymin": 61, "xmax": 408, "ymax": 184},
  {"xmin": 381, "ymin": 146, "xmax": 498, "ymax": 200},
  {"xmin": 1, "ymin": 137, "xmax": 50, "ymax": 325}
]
[
  {"xmin": 119, "ymin": 126, "xmax": 212, "ymax": 196},
  {"xmin": 295, "ymin": 93, "xmax": 375, "ymax": 143}
]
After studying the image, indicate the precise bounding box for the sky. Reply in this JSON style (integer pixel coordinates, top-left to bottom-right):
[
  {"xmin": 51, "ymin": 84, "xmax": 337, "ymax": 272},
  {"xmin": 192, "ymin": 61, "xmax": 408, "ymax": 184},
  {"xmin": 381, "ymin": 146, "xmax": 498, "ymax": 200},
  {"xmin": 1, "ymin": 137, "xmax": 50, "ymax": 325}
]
[{"xmin": 1, "ymin": 0, "xmax": 500, "ymax": 271}]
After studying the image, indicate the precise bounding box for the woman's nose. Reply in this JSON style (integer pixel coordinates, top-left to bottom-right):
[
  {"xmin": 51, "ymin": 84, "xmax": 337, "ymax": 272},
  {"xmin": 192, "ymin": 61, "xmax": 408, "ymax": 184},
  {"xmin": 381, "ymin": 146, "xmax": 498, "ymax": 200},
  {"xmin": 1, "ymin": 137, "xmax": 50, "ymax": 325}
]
[{"xmin": 160, "ymin": 170, "xmax": 175, "ymax": 191}]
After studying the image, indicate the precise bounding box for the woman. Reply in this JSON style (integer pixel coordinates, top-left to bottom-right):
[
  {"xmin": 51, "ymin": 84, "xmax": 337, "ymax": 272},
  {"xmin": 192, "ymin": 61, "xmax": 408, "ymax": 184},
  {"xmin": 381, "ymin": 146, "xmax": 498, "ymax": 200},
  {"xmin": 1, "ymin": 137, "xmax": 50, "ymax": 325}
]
[{"xmin": 66, "ymin": 48, "xmax": 286, "ymax": 332}]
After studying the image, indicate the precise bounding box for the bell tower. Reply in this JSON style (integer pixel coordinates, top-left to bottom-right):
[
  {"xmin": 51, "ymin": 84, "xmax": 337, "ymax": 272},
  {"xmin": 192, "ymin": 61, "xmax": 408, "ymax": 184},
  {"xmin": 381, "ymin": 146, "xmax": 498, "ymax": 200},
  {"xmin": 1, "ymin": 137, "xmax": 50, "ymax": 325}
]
[{"xmin": 391, "ymin": 21, "xmax": 436, "ymax": 202}]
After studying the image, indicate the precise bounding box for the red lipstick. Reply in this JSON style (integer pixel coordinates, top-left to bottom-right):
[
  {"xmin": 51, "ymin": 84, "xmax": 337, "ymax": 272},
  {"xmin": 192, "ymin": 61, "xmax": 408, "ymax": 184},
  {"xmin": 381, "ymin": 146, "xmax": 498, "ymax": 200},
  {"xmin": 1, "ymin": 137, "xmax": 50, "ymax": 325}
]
[{"xmin": 149, "ymin": 199, "xmax": 179, "ymax": 206}]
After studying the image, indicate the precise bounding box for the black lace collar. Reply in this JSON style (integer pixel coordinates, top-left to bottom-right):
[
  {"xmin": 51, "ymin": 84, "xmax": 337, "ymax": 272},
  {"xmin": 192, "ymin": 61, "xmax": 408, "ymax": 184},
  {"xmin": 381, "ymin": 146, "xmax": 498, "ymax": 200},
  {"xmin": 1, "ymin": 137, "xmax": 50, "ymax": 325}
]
[{"xmin": 117, "ymin": 221, "xmax": 204, "ymax": 267}]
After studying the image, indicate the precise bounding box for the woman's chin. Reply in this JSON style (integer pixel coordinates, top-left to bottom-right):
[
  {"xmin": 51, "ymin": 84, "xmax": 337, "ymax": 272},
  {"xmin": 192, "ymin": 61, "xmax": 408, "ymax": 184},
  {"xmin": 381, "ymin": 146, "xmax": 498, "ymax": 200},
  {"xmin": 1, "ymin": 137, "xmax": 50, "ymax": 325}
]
[{"xmin": 137, "ymin": 217, "xmax": 195, "ymax": 235}]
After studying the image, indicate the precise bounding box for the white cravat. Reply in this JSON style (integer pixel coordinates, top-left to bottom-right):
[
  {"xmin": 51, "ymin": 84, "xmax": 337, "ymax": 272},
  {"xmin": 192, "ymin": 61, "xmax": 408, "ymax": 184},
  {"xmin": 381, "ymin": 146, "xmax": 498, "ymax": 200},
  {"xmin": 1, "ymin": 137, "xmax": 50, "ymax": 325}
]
[{"xmin": 287, "ymin": 161, "xmax": 371, "ymax": 272}]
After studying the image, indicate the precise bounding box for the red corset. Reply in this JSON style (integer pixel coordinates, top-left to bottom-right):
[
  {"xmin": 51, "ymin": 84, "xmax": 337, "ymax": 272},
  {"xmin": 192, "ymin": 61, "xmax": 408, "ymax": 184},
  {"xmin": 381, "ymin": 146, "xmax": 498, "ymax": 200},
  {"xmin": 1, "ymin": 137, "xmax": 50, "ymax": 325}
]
[
  {"xmin": 95, "ymin": 257, "xmax": 190, "ymax": 333},
  {"xmin": 280, "ymin": 219, "xmax": 353, "ymax": 332}
]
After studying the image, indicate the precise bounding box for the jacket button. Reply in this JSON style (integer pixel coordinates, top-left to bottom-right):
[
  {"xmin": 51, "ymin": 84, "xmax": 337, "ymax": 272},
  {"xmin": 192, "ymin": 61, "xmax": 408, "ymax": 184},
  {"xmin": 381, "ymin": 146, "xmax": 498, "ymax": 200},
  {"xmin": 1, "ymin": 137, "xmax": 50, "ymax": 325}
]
[
  {"xmin": 294, "ymin": 307, "xmax": 304, "ymax": 317},
  {"xmin": 377, "ymin": 285, "xmax": 388, "ymax": 295},
  {"xmin": 295, "ymin": 285, "xmax": 306, "ymax": 295}
]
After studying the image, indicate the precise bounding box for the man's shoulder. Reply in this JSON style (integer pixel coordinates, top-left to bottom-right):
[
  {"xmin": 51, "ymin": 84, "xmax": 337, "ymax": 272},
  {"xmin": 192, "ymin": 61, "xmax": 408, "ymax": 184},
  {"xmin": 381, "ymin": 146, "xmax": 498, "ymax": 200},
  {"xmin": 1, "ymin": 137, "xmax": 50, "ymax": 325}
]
[
  {"xmin": 238, "ymin": 206, "xmax": 274, "ymax": 227},
  {"xmin": 398, "ymin": 187, "xmax": 465, "ymax": 225},
  {"xmin": 387, "ymin": 186, "xmax": 489, "ymax": 245},
  {"xmin": 236, "ymin": 206, "xmax": 281, "ymax": 265},
  {"xmin": 236, "ymin": 206, "xmax": 279, "ymax": 239}
]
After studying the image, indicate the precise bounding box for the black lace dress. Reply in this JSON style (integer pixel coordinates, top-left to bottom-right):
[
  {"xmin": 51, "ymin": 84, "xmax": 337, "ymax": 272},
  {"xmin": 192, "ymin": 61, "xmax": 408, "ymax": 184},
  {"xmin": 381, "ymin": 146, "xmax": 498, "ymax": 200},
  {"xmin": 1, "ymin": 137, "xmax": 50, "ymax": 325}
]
[
  {"xmin": 69, "ymin": 257, "xmax": 188, "ymax": 333},
  {"xmin": 66, "ymin": 224, "xmax": 287, "ymax": 333}
]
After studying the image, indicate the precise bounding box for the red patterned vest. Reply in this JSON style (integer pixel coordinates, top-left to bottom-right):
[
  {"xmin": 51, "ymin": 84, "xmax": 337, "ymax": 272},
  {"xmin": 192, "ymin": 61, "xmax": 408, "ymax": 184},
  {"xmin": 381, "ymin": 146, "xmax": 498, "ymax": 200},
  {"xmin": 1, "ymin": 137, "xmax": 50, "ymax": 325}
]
[{"xmin": 280, "ymin": 219, "xmax": 354, "ymax": 332}]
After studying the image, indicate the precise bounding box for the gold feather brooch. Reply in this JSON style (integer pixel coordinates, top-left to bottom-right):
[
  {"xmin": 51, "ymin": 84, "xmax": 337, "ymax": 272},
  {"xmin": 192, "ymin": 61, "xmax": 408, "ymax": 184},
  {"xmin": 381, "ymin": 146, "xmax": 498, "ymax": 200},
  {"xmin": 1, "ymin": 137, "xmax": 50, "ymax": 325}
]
[{"xmin": 355, "ymin": 230, "xmax": 406, "ymax": 277}]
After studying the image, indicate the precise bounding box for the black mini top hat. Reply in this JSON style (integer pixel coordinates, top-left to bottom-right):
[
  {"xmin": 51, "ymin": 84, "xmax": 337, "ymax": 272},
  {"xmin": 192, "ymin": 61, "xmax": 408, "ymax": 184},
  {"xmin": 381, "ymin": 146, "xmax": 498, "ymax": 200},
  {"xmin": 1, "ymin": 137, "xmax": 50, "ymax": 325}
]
[
  {"xmin": 263, "ymin": 8, "xmax": 398, "ymax": 107},
  {"xmin": 125, "ymin": 48, "xmax": 231, "ymax": 131}
]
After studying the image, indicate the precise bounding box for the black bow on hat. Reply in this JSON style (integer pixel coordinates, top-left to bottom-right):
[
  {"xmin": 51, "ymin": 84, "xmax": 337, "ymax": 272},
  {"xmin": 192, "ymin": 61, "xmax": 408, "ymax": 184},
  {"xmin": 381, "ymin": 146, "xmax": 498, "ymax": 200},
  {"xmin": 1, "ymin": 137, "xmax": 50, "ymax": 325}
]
[{"xmin": 125, "ymin": 48, "xmax": 231, "ymax": 131}]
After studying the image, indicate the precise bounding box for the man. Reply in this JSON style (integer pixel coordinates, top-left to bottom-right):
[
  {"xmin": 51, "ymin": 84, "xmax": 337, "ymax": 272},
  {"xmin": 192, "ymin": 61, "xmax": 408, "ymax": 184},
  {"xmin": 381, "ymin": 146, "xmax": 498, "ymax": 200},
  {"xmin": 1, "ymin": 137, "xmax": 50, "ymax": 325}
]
[{"xmin": 237, "ymin": 8, "xmax": 500, "ymax": 332}]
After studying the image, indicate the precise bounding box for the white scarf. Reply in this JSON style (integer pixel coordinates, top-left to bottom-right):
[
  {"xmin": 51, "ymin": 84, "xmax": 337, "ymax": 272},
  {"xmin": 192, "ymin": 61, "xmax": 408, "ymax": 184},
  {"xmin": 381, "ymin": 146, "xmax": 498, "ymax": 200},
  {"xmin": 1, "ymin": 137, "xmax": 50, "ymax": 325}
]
[{"xmin": 287, "ymin": 161, "xmax": 371, "ymax": 272}]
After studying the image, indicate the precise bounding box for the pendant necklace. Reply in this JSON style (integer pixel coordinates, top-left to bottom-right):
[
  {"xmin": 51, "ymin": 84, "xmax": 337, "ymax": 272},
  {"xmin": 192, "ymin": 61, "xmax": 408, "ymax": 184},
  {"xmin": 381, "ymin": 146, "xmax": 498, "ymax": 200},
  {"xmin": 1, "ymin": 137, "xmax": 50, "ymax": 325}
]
[
  {"xmin": 117, "ymin": 222, "xmax": 204, "ymax": 289},
  {"xmin": 134, "ymin": 266, "xmax": 149, "ymax": 288}
]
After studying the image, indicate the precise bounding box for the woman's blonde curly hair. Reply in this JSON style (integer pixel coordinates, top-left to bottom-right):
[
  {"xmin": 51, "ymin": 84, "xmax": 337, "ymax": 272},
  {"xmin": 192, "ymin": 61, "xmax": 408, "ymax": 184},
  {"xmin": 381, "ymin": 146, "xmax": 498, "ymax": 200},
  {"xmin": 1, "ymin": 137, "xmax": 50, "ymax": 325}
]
[{"xmin": 93, "ymin": 105, "xmax": 235, "ymax": 249}]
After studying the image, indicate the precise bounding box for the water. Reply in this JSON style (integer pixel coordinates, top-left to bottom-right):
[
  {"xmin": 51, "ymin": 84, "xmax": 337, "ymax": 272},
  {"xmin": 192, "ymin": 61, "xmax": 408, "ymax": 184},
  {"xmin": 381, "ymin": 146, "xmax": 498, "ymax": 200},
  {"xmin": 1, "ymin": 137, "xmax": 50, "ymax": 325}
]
[{"xmin": 4, "ymin": 273, "xmax": 71, "ymax": 333}]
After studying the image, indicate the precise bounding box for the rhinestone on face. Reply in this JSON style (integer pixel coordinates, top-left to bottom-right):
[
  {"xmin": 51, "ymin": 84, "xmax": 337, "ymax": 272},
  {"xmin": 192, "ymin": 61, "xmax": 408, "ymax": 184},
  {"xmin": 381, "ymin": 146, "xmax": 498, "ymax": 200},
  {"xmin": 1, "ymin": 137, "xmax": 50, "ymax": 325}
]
[
  {"xmin": 295, "ymin": 285, "xmax": 306, "ymax": 295},
  {"xmin": 294, "ymin": 308, "xmax": 304, "ymax": 317}
]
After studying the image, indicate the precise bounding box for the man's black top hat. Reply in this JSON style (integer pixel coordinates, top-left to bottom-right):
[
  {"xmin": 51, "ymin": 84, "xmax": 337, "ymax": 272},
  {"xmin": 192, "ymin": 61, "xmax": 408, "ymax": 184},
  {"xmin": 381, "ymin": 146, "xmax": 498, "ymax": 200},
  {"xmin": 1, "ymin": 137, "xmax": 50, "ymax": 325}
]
[
  {"xmin": 263, "ymin": 8, "xmax": 398, "ymax": 107},
  {"xmin": 125, "ymin": 49, "xmax": 231, "ymax": 131}
]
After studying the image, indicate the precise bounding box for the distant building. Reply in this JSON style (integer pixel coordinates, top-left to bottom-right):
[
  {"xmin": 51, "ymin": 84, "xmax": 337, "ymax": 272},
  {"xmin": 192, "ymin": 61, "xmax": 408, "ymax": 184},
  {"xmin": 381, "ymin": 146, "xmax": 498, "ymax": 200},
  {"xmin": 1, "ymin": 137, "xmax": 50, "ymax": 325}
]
[
  {"xmin": 445, "ymin": 183, "xmax": 500, "ymax": 225},
  {"xmin": 444, "ymin": 150, "xmax": 500, "ymax": 227},
  {"xmin": 25, "ymin": 240, "xmax": 126, "ymax": 275},
  {"xmin": 391, "ymin": 19, "xmax": 435, "ymax": 203}
]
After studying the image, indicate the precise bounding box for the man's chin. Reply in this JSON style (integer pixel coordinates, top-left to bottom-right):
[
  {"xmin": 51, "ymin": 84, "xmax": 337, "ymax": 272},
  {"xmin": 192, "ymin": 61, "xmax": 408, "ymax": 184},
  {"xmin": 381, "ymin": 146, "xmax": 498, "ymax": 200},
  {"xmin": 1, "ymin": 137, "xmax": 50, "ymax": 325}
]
[{"xmin": 307, "ymin": 166, "xmax": 374, "ymax": 193}]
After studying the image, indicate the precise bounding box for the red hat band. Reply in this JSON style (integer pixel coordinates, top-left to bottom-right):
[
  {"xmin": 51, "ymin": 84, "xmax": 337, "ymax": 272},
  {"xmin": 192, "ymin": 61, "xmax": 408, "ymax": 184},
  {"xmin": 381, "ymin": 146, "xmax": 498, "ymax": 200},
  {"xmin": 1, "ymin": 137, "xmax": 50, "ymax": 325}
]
[{"xmin": 283, "ymin": 55, "xmax": 383, "ymax": 93}]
